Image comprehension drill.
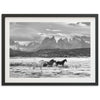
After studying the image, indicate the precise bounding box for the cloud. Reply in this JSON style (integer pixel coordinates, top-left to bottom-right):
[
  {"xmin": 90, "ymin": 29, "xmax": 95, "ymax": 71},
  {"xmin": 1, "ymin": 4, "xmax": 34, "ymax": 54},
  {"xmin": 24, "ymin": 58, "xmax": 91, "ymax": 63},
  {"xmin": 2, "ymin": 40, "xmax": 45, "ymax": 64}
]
[
  {"xmin": 46, "ymin": 28, "xmax": 61, "ymax": 32},
  {"xmin": 80, "ymin": 22, "xmax": 90, "ymax": 26},
  {"xmin": 10, "ymin": 22, "xmax": 90, "ymax": 41},
  {"xmin": 68, "ymin": 22, "xmax": 90, "ymax": 27},
  {"xmin": 77, "ymin": 22, "xmax": 90, "ymax": 27},
  {"xmin": 51, "ymin": 29, "xmax": 61, "ymax": 32},
  {"xmin": 10, "ymin": 23, "xmax": 41, "ymax": 41},
  {"xmin": 45, "ymin": 29, "xmax": 51, "ymax": 31}
]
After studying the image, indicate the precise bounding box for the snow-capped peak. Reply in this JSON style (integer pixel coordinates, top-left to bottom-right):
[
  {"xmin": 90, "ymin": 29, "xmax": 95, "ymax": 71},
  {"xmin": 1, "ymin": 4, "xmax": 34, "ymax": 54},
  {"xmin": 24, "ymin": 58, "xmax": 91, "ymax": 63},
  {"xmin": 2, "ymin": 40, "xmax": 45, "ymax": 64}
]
[{"xmin": 15, "ymin": 41, "xmax": 32, "ymax": 46}]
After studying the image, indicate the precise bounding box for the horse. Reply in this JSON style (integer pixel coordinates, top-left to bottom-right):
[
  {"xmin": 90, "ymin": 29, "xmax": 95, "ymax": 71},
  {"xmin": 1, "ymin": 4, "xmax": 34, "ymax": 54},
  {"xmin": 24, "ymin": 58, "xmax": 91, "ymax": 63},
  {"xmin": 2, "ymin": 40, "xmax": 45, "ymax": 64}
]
[
  {"xmin": 39, "ymin": 60, "xmax": 48, "ymax": 67},
  {"xmin": 47, "ymin": 59, "xmax": 56, "ymax": 67},
  {"xmin": 43, "ymin": 62, "xmax": 48, "ymax": 67},
  {"xmin": 43, "ymin": 59, "xmax": 56, "ymax": 67},
  {"xmin": 55, "ymin": 59, "xmax": 67, "ymax": 67}
]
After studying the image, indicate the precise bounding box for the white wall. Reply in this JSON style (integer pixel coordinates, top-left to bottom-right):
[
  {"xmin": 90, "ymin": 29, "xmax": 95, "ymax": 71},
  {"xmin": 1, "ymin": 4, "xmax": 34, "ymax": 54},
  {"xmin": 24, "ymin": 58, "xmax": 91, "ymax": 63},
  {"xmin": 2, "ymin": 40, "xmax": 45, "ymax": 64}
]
[{"xmin": 0, "ymin": 0, "xmax": 99, "ymax": 100}]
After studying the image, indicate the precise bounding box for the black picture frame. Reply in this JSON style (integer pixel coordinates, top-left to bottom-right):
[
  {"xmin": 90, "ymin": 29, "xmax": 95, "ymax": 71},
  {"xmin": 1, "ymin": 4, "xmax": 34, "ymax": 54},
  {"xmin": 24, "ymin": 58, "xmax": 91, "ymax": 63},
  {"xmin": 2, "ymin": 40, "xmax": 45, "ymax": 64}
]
[{"xmin": 1, "ymin": 14, "xmax": 98, "ymax": 86}]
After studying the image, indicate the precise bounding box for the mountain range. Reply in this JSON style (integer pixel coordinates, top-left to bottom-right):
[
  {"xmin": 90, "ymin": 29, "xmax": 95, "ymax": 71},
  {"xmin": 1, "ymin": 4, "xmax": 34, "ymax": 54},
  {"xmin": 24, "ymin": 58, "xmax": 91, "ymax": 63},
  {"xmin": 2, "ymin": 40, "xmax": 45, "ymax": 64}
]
[{"xmin": 10, "ymin": 36, "xmax": 90, "ymax": 52}]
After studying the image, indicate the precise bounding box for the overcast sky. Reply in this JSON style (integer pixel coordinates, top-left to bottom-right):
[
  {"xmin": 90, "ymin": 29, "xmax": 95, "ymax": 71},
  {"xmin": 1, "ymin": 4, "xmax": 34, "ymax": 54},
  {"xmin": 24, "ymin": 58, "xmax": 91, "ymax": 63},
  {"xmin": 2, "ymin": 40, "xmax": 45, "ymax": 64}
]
[{"xmin": 10, "ymin": 22, "xmax": 90, "ymax": 42}]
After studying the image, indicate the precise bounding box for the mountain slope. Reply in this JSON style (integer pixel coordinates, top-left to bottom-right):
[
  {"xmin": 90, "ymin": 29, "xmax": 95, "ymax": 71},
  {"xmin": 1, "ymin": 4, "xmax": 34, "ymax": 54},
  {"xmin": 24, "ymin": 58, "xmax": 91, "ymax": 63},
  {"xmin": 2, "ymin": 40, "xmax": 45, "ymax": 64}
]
[
  {"xmin": 39, "ymin": 36, "xmax": 57, "ymax": 49},
  {"xmin": 39, "ymin": 36, "xmax": 90, "ymax": 50},
  {"xmin": 10, "ymin": 48, "xmax": 90, "ymax": 57}
]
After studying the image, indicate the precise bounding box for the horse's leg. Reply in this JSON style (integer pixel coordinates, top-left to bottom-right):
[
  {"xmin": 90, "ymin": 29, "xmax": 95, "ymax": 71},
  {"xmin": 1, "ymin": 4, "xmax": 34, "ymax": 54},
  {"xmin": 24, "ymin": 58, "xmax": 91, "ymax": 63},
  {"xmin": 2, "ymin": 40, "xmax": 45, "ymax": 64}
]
[
  {"xmin": 41, "ymin": 63, "xmax": 44, "ymax": 73},
  {"xmin": 54, "ymin": 62, "xmax": 57, "ymax": 68},
  {"xmin": 56, "ymin": 63, "xmax": 58, "ymax": 67},
  {"xmin": 62, "ymin": 64, "xmax": 64, "ymax": 67},
  {"xmin": 40, "ymin": 65, "xmax": 42, "ymax": 73}
]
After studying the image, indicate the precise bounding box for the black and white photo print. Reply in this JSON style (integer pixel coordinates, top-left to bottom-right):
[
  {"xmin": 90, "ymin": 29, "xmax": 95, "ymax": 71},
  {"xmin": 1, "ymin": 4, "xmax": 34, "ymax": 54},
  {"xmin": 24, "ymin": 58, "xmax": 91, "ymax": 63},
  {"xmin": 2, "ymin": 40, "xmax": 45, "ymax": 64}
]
[{"xmin": 2, "ymin": 14, "xmax": 98, "ymax": 85}]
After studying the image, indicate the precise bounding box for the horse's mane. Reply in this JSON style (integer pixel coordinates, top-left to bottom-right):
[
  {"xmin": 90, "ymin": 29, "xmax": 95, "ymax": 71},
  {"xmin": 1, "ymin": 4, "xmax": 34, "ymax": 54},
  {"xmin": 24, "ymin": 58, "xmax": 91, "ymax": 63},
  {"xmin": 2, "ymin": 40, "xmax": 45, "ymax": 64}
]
[{"xmin": 63, "ymin": 59, "xmax": 67, "ymax": 61}]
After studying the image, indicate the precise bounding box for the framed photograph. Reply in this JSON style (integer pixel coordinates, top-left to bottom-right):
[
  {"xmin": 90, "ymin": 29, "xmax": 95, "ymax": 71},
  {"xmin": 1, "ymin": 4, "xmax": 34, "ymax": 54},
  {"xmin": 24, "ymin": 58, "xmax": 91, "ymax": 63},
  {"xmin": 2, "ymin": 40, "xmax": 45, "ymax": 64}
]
[{"xmin": 2, "ymin": 14, "xmax": 98, "ymax": 85}]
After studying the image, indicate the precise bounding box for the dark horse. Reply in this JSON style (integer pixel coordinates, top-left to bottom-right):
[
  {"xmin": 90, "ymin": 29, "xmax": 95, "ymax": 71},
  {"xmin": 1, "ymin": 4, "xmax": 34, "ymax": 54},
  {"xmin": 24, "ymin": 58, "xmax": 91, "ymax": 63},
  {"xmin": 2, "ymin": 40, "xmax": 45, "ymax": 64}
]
[
  {"xmin": 43, "ymin": 59, "xmax": 56, "ymax": 67},
  {"xmin": 55, "ymin": 59, "xmax": 67, "ymax": 67}
]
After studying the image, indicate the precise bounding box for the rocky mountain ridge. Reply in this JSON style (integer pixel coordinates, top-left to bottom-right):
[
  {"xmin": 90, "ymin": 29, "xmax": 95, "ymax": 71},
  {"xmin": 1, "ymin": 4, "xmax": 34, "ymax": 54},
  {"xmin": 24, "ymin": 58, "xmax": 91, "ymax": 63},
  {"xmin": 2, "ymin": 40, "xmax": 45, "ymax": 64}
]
[{"xmin": 10, "ymin": 36, "xmax": 90, "ymax": 52}]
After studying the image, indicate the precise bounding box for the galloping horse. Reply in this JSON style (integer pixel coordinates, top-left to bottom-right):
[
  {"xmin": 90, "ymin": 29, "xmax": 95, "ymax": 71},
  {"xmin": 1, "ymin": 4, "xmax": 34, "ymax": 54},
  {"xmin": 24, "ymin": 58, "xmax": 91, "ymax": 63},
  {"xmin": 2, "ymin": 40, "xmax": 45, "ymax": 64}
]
[
  {"xmin": 55, "ymin": 59, "xmax": 67, "ymax": 67},
  {"xmin": 47, "ymin": 59, "xmax": 56, "ymax": 67},
  {"xmin": 43, "ymin": 59, "xmax": 56, "ymax": 67}
]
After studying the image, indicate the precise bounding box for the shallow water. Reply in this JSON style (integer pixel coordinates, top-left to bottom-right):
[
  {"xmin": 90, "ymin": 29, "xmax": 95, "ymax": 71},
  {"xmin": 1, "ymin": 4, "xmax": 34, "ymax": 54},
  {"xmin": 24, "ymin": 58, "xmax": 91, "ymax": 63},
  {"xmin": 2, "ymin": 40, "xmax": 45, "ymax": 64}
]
[{"xmin": 10, "ymin": 57, "xmax": 90, "ymax": 78}]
